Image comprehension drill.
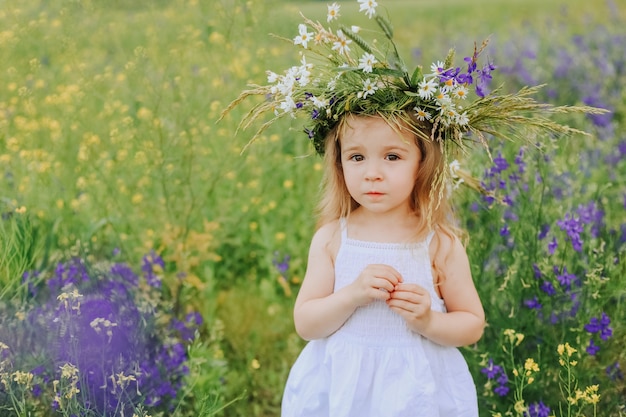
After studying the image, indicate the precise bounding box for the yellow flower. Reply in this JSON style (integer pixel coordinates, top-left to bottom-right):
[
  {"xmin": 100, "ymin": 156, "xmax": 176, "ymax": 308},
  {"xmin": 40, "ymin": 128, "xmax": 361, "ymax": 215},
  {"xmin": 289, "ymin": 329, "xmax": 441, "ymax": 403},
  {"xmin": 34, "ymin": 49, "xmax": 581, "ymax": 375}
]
[
  {"xmin": 513, "ymin": 400, "xmax": 526, "ymax": 414},
  {"xmin": 60, "ymin": 363, "xmax": 79, "ymax": 380},
  {"xmin": 557, "ymin": 342, "xmax": 577, "ymax": 357},
  {"xmin": 251, "ymin": 358, "xmax": 260, "ymax": 370},
  {"xmin": 12, "ymin": 371, "xmax": 34, "ymax": 388},
  {"xmin": 524, "ymin": 358, "xmax": 539, "ymax": 373},
  {"xmin": 503, "ymin": 328, "xmax": 524, "ymax": 346}
]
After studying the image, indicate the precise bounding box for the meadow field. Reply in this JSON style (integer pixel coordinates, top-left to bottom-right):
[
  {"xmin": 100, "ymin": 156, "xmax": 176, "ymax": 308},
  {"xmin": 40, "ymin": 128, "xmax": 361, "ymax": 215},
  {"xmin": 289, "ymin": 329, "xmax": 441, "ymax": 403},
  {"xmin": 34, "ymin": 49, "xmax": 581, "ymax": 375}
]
[{"xmin": 0, "ymin": 0, "xmax": 624, "ymax": 415}]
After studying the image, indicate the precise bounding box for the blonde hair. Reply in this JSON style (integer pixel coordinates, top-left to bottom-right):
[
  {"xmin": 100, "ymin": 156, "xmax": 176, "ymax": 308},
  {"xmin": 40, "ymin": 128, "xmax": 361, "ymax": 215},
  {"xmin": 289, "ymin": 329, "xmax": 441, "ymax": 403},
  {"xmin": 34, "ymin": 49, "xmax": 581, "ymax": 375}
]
[{"xmin": 315, "ymin": 113, "xmax": 462, "ymax": 240}]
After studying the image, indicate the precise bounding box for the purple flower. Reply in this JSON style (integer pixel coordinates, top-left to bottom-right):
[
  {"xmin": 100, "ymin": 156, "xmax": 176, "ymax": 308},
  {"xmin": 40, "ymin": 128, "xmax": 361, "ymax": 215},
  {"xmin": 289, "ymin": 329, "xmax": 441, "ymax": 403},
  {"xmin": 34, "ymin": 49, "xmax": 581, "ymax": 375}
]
[
  {"xmin": 557, "ymin": 213, "xmax": 584, "ymax": 252},
  {"xmin": 584, "ymin": 312, "xmax": 613, "ymax": 341},
  {"xmin": 481, "ymin": 358, "xmax": 509, "ymax": 396},
  {"xmin": 110, "ymin": 263, "xmax": 139, "ymax": 287},
  {"xmin": 547, "ymin": 237, "xmax": 558, "ymax": 255},
  {"xmin": 475, "ymin": 61, "xmax": 497, "ymax": 97},
  {"xmin": 491, "ymin": 152, "xmax": 510, "ymax": 175},
  {"xmin": 1, "ymin": 251, "xmax": 195, "ymax": 414},
  {"xmin": 524, "ymin": 296, "xmax": 542, "ymax": 310},
  {"xmin": 273, "ymin": 252, "xmax": 291, "ymax": 275},
  {"xmin": 556, "ymin": 267, "xmax": 577, "ymax": 290},
  {"xmin": 586, "ymin": 339, "xmax": 600, "ymax": 356},
  {"xmin": 142, "ymin": 250, "xmax": 165, "ymax": 288},
  {"xmin": 576, "ymin": 201, "xmax": 604, "ymax": 238},
  {"xmin": 540, "ymin": 281, "xmax": 556, "ymax": 296},
  {"xmin": 606, "ymin": 362, "xmax": 624, "ymax": 381},
  {"xmin": 537, "ymin": 224, "xmax": 550, "ymax": 240},
  {"xmin": 525, "ymin": 401, "xmax": 551, "ymax": 417}
]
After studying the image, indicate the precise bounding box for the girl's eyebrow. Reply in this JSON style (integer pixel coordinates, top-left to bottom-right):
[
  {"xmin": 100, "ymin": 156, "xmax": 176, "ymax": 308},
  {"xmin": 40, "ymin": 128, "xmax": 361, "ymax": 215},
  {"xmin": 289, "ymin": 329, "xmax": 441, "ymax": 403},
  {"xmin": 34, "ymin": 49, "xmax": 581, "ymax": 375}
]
[
  {"xmin": 340, "ymin": 144, "xmax": 362, "ymax": 154},
  {"xmin": 341, "ymin": 144, "xmax": 410, "ymax": 155}
]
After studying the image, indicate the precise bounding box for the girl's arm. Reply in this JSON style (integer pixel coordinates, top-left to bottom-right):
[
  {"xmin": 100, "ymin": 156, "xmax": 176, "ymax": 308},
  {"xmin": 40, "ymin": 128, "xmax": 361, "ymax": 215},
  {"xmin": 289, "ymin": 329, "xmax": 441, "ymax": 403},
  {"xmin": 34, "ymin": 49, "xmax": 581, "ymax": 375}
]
[
  {"xmin": 387, "ymin": 231, "xmax": 485, "ymax": 347},
  {"xmin": 294, "ymin": 221, "xmax": 402, "ymax": 341}
]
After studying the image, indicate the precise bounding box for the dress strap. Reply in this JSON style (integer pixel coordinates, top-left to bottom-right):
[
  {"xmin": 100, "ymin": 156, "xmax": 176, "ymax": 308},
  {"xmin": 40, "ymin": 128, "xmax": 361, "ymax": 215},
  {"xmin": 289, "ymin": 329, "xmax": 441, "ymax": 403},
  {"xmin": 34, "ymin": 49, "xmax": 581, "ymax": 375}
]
[
  {"xmin": 339, "ymin": 217, "xmax": 348, "ymax": 241},
  {"xmin": 425, "ymin": 230, "xmax": 436, "ymax": 246}
]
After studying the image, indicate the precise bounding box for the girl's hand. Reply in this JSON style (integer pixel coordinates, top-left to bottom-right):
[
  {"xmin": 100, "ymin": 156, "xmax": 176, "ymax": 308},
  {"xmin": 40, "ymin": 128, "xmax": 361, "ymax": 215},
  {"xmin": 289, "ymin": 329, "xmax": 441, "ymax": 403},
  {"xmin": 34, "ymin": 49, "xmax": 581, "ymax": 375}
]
[
  {"xmin": 349, "ymin": 264, "xmax": 403, "ymax": 307},
  {"xmin": 386, "ymin": 283, "xmax": 432, "ymax": 330}
]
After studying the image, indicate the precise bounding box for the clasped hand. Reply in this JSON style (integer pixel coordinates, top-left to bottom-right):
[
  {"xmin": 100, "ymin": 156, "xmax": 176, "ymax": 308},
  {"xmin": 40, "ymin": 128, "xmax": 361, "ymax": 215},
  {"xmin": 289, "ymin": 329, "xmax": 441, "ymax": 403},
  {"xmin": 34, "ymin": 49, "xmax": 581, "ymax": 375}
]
[{"xmin": 349, "ymin": 264, "xmax": 432, "ymax": 325}]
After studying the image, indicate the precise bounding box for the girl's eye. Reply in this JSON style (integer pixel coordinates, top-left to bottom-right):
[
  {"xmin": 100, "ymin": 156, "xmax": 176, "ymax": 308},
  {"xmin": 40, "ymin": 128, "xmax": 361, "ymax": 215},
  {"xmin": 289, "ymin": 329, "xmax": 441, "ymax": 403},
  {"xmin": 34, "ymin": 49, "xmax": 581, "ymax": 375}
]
[
  {"xmin": 386, "ymin": 154, "xmax": 400, "ymax": 161},
  {"xmin": 349, "ymin": 154, "xmax": 364, "ymax": 162}
]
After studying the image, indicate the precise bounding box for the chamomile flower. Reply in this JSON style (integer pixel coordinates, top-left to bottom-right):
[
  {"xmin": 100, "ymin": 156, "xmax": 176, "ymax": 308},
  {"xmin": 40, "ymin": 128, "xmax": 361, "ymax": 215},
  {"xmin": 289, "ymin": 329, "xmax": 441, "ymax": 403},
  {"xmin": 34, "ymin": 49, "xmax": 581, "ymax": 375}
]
[
  {"xmin": 452, "ymin": 84, "xmax": 469, "ymax": 100},
  {"xmin": 456, "ymin": 111, "xmax": 469, "ymax": 126},
  {"xmin": 417, "ymin": 78, "xmax": 438, "ymax": 100},
  {"xmin": 430, "ymin": 61, "xmax": 446, "ymax": 75},
  {"xmin": 358, "ymin": 53, "xmax": 377, "ymax": 73},
  {"xmin": 440, "ymin": 78, "xmax": 456, "ymax": 94},
  {"xmin": 435, "ymin": 91, "xmax": 452, "ymax": 106},
  {"xmin": 413, "ymin": 106, "xmax": 432, "ymax": 121},
  {"xmin": 327, "ymin": 3, "xmax": 340, "ymax": 22},
  {"xmin": 280, "ymin": 96, "xmax": 297, "ymax": 113},
  {"xmin": 294, "ymin": 24, "xmax": 313, "ymax": 49},
  {"xmin": 332, "ymin": 30, "xmax": 352, "ymax": 55},
  {"xmin": 358, "ymin": 78, "xmax": 378, "ymax": 99},
  {"xmin": 266, "ymin": 71, "xmax": 279, "ymax": 83},
  {"xmin": 448, "ymin": 159, "xmax": 465, "ymax": 189},
  {"xmin": 327, "ymin": 77, "xmax": 338, "ymax": 91},
  {"xmin": 358, "ymin": 0, "xmax": 378, "ymax": 18},
  {"xmin": 310, "ymin": 95, "xmax": 329, "ymax": 108}
]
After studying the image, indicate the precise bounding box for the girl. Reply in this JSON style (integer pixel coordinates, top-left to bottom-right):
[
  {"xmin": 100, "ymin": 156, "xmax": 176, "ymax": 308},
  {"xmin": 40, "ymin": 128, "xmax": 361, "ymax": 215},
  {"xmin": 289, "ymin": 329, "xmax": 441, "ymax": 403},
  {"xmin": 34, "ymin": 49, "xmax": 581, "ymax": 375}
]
[
  {"xmin": 220, "ymin": 1, "xmax": 602, "ymax": 415},
  {"xmin": 280, "ymin": 113, "xmax": 484, "ymax": 417}
]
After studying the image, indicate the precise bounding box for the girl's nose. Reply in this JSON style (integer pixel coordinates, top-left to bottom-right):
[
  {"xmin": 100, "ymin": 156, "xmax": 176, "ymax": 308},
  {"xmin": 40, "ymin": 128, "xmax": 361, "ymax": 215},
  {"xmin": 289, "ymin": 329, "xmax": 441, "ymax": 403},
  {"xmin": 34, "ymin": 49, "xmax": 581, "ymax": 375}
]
[{"xmin": 364, "ymin": 161, "xmax": 383, "ymax": 181}]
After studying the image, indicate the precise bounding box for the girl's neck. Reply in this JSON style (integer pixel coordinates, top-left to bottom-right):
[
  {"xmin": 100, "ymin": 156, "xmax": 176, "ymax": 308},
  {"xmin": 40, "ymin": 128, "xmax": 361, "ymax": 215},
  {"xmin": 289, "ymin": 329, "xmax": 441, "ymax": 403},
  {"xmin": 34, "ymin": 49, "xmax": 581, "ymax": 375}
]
[{"xmin": 346, "ymin": 208, "xmax": 429, "ymax": 243}]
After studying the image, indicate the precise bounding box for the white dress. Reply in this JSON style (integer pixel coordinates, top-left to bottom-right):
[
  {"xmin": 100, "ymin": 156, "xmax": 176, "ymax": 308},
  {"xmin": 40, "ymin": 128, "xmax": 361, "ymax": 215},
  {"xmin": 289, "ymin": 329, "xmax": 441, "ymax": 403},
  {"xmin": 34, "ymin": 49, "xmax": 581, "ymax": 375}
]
[{"xmin": 281, "ymin": 219, "xmax": 478, "ymax": 417}]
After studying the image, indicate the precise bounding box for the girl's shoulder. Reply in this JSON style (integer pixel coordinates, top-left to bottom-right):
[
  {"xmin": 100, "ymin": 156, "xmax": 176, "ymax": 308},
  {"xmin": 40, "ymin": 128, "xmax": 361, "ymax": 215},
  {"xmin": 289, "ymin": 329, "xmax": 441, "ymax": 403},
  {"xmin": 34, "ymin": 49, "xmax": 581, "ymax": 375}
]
[
  {"xmin": 429, "ymin": 225, "xmax": 466, "ymax": 263},
  {"xmin": 312, "ymin": 219, "xmax": 342, "ymax": 259}
]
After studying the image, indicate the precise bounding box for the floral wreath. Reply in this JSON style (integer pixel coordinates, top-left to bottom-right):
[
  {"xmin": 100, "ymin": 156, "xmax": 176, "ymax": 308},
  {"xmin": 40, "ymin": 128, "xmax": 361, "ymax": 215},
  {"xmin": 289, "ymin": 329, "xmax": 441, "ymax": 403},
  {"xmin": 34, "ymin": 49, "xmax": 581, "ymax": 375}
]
[{"xmin": 221, "ymin": 0, "xmax": 605, "ymax": 193}]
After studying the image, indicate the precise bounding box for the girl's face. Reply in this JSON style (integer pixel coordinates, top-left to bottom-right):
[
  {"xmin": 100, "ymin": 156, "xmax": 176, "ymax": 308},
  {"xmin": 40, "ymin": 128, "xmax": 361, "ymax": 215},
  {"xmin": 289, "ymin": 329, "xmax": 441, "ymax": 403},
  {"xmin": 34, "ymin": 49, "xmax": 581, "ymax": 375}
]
[{"xmin": 339, "ymin": 116, "xmax": 421, "ymax": 216}]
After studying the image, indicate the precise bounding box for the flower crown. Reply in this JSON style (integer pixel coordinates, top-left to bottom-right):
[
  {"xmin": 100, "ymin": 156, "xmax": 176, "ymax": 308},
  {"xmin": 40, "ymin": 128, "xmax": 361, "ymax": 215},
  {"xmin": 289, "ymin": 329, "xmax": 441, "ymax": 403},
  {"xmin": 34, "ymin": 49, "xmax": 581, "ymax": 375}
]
[{"xmin": 222, "ymin": 1, "xmax": 605, "ymax": 189}]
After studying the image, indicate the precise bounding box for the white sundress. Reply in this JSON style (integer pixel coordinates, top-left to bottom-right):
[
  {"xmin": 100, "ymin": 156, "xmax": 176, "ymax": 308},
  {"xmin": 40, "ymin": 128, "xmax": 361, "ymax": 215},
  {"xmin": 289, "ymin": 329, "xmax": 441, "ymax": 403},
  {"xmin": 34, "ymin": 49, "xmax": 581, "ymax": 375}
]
[{"xmin": 281, "ymin": 219, "xmax": 478, "ymax": 417}]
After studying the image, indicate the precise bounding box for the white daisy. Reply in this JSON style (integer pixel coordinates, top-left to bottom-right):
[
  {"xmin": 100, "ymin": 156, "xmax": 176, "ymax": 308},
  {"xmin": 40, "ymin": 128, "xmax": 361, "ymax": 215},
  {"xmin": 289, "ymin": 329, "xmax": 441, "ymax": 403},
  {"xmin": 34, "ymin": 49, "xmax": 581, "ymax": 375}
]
[
  {"xmin": 332, "ymin": 30, "xmax": 352, "ymax": 55},
  {"xmin": 327, "ymin": 3, "xmax": 340, "ymax": 22},
  {"xmin": 452, "ymin": 85, "xmax": 469, "ymax": 100},
  {"xmin": 448, "ymin": 160, "xmax": 465, "ymax": 190},
  {"xmin": 293, "ymin": 24, "xmax": 313, "ymax": 49},
  {"xmin": 417, "ymin": 78, "xmax": 438, "ymax": 100},
  {"xmin": 358, "ymin": 53, "xmax": 377, "ymax": 73},
  {"xmin": 440, "ymin": 78, "xmax": 456, "ymax": 94},
  {"xmin": 266, "ymin": 71, "xmax": 279, "ymax": 83},
  {"xmin": 327, "ymin": 77, "xmax": 338, "ymax": 91},
  {"xmin": 456, "ymin": 111, "xmax": 469, "ymax": 126},
  {"xmin": 358, "ymin": 0, "xmax": 378, "ymax": 19},
  {"xmin": 280, "ymin": 96, "xmax": 297, "ymax": 113},
  {"xmin": 358, "ymin": 78, "xmax": 378, "ymax": 99},
  {"xmin": 310, "ymin": 96, "xmax": 328, "ymax": 108},
  {"xmin": 413, "ymin": 106, "xmax": 432, "ymax": 121},
  {"xmin": 430, "ymin": 61, "xmax": 446, "ymax": 75}
]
